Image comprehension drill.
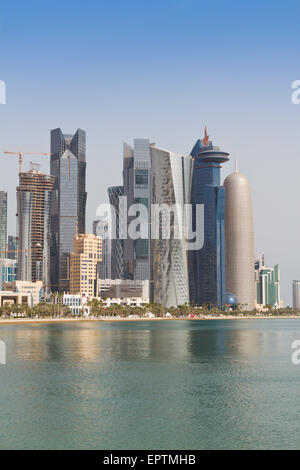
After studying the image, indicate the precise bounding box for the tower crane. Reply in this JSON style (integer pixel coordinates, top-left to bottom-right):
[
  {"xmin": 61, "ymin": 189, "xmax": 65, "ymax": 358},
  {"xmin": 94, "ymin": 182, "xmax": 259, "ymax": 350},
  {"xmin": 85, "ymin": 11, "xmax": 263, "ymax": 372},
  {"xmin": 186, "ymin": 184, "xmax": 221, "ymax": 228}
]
[{"xmin": 2, "ymin": 149, "xmax": 52, "ymax": 174}]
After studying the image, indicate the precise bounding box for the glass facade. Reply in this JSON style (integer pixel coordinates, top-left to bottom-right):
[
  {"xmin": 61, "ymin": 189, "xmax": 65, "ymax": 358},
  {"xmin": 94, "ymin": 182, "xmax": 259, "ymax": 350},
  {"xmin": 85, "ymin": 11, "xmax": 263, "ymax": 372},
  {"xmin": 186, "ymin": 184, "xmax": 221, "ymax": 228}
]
[
  {"xmin": 0, "ymin": 258, "xmax": 17, "ymax": 290},
  {"xmin": 108, "ymin": 185, "xmax": 124, "ymax": 280},
  {"xmin": 255, "ymin": 256, "xmax": 281, "ymax": 308},
  {"xmin": 50, "ymin": 128, "xmax": 87, "ymax": 292},
  {"xmin": 150, "ymin": 146, "xmax": 193, "ymax": 308},
  {"xmin": 189, "ymin": 132, "xmax": 229, "ymax": 307},
  {"xmin": 123, "ymin": 139, "xmax": 151, "ymax": 286},
  {"xmin": 7, "ymin": 235, "xmax": 17, "ymax": 260},
  {"xmin": 0, "ymin": 191, "xmax": 7, "ymax": 258}
]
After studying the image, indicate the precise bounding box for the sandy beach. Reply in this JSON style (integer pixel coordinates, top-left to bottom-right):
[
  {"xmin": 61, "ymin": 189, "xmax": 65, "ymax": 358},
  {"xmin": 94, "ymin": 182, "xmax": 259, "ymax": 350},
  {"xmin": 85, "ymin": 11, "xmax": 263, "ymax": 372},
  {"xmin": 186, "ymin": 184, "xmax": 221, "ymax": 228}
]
[{"xmin": 0, "ymin": 315, "xmax": 299, "ymax": 325}]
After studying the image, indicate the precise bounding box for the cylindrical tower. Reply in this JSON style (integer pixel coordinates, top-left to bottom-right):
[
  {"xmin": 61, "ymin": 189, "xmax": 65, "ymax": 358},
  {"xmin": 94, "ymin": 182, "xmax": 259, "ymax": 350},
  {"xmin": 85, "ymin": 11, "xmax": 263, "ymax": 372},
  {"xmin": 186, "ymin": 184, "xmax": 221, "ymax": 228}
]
[{"xmin": 224, "ymin": 169, "xmax": 255, "ymax": 311}]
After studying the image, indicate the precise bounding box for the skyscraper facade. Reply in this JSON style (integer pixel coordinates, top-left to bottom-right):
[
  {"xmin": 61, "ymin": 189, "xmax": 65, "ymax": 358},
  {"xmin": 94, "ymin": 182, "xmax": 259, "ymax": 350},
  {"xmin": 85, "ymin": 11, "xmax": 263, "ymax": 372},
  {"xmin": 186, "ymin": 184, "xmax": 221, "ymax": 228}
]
[
  {"xmin": 292, "ymin": 280, "xmax": 300, "ymax": 310},
  {"xmin": 93, "ymin": 218, "xmax": 111, "ymax": 279},
  {"xmin": 17, "ymin": 166, "xmax": 54, "ymax": 287},
  {"xmin": 0, "ymin": 191, "xmax": 7, "ymax": 258},
  {"xmin": 70, "ymin": 233, "xmax": 102, "ymax": 297},
  {"xmin": 150, "ymin": 145, "xmax": 193, "ymax": 308},
  {"xmin": 108, "ymin": 185, "xmax": 124, "ymax": 280},
  {"xmin": 50, "ymin": 128, "xmax": 87, "ymax": 292},
  {"xmin": 189, "ymin": 129, "xmax": 229, "ymax": 307},
  {"xmin": 224, "ymin": 166, "xmax": 255, "ymax": 311},
  {"xmin": 7, "ymin": 235, "xmax": 17, "ymax": 260},
  {"xmin": 123, "ymin": 139, "xmax": 151, "ymax": 285},
  {"xmin": 255, "ymin": 255, "xmax": 281, "ymax": 308}
]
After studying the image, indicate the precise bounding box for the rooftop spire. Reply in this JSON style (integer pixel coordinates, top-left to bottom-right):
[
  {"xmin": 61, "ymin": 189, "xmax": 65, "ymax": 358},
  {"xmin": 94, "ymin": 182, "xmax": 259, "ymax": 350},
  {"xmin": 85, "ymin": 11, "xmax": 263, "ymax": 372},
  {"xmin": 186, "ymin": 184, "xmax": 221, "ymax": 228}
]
[
  {"xmin": 235, "ymin": 152, "xmax": 238, "ymax": 172},
  {"xmin": 202, "ymin": 125, "xmax": 209, "ymax": 146}
]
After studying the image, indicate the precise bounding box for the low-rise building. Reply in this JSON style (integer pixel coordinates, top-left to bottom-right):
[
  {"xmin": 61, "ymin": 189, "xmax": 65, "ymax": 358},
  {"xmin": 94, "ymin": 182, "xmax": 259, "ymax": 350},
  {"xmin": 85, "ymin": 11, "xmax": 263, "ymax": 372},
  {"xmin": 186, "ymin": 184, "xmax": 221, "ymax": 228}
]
[
  {"xmin": 0, "ymin": 258, "xmax": 17, "ymax": 290},
  {"xmin": 47, "ymin": 293, "xmax": 89, "ymax": 315},
  {"xmin": 98, "ymin": 278, "xmax": 149, "ymax": 303},
  {"xmin": 4, "ymin": 280, "xmax": 43, "ymax": 306},
  {"xmin": 0, "ymin": 290, "xmax": 31, "ymax": 306}
]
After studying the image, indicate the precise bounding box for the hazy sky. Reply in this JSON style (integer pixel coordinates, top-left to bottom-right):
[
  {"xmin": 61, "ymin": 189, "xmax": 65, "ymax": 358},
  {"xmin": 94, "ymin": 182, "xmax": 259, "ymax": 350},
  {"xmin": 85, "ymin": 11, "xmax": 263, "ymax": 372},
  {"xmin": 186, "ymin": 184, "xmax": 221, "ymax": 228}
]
[{"xmin": 0, "ymin": 0, "xmax": 299, "ymax": 304}]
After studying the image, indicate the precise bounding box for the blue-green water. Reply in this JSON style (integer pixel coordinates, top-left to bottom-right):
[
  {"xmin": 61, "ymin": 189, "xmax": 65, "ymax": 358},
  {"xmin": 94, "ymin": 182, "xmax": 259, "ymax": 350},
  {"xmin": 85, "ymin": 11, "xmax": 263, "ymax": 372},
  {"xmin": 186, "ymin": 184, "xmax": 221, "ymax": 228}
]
[{"xmin": 0, "ymin": 319, "xmax": 300, "ymax": 450}]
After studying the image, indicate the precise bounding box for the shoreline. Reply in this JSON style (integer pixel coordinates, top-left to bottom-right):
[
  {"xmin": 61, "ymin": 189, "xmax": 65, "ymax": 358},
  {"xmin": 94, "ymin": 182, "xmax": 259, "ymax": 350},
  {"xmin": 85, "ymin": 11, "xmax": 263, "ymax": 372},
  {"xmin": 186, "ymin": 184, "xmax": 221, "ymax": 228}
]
[{"xmin": 0, "ymin": 316, "xmax": 300, "ymax": 325}]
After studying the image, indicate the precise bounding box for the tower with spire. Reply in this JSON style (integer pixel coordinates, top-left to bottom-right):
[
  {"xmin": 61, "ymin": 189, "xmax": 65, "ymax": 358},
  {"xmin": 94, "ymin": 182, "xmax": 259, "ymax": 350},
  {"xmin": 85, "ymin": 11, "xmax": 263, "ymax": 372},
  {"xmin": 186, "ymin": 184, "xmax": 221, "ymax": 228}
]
[{"xmin": 189, "ymin": 127, "xmax": 230, "ymax": 307}]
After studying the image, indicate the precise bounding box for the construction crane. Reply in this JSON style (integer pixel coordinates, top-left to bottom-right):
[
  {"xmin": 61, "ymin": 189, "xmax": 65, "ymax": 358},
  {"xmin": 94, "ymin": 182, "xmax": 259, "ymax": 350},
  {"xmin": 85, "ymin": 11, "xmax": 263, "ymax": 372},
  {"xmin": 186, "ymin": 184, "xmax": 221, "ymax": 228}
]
[{"xmin": 2, "ymin": 149, "xmax": 52, "ymax": 174}]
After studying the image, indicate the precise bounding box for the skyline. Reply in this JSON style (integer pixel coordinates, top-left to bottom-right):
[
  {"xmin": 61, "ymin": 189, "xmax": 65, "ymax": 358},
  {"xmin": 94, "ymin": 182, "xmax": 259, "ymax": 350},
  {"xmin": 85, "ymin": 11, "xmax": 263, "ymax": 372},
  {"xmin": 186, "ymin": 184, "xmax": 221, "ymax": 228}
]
[{"xmin": 0, "ymin": 0, "xmax": 300, "ymax": 303}]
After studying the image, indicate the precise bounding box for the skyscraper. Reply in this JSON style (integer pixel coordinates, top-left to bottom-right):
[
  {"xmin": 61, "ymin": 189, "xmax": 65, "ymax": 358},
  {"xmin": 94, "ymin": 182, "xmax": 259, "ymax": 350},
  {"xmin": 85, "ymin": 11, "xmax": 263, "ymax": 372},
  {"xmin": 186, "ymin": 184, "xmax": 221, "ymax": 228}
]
[
  {"xmin": 150, "ymin": 144, "xmax": 193, "ymax": 308},
  {"xmin": 224, "ymin": 163, "xmax": 255, "ymax": 311},
  {"xmin": 17, "ymin": 165, "xmax": 55, "ymax": 287},
  {"xmin": 50, "ymin": 128, "xmax": 87, "ymax": 292},
  {"xmin": 123, "ymin": 139, "xmax": 151, "ymax": 285},
  {"xmin": 93, "ymin": 217, "xmax": 111, "ymax": 279},
  {"xmin": 189, "ymin": 128, "xmax": 229, "ymax": 307},
  {"xmin": 255, "ymin": 255, "xmax": 281, "ymax": 308},
  {"xmin": 0, "ymin": 191, "xmax": 7, "ymax": 258},
  {"xmin": 293, "ymin": 280, "xmax": 300, "ymax": 310},
  {"xmin": 70, "ymin": 233, "xmax": 102, "ymax": 297},
  {"xmin": 107, "ymin": 185, "xmax": 125, "ymax": 280},
  {"xmin": 7, "ymin": 235, "xmax": 17, "ymax": 260}
]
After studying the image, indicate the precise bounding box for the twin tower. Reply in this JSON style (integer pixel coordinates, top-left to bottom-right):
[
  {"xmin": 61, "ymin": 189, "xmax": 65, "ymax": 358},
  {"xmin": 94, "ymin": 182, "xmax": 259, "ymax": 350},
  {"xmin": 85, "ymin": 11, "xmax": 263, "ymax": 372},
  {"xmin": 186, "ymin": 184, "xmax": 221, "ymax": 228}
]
[{"xmin": 189, "ymin": 128, "xmax": 255, "ymax": 310}]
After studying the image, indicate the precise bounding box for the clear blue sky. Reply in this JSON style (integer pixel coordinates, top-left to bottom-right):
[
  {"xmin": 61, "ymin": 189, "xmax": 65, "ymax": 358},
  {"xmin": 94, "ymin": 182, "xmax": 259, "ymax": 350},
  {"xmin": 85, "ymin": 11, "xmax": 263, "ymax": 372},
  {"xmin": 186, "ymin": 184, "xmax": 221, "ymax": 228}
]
[{"xmin": 0, "ymin": 0, "xmax": 299, "ymax": 304}]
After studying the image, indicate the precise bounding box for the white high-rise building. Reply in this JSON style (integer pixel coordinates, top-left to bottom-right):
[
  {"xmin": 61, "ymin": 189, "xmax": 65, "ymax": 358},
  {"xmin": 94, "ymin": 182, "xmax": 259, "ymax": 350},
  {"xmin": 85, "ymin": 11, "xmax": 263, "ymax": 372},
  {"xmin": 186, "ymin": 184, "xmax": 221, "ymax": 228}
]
[{"xmin": 292, "ymin": 280, "xmax": 300, "ymax": 310}]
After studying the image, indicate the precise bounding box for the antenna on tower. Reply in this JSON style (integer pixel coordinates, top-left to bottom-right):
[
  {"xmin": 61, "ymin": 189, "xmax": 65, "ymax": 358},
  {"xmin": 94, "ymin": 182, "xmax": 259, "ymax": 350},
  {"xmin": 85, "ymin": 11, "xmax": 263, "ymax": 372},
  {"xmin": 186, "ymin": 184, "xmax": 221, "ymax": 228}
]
[{"xmin": 235, "ymin": 152, "xmax": 238, "ymax": 172}]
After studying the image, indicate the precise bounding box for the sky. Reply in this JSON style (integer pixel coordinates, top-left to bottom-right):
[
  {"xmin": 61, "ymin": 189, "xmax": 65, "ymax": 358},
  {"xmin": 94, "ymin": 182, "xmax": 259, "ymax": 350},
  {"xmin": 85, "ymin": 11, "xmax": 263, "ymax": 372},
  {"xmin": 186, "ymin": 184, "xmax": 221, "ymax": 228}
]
[{"xmin": 0, "ymin": 0, "xmax": 299, "ymax": 304}]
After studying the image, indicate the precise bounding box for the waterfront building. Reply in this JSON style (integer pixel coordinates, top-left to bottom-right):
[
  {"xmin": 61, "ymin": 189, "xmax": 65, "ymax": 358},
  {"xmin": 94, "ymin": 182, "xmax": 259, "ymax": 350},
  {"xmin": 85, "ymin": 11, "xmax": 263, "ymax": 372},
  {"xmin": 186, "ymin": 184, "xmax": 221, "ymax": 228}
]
[
  {"xmin": 255, "ymin": 254, "xmax": 281, "ymax": 308},
  {"xmin": 7, "ymin": 235, "xmax": 18, "ymax": 260},
  {"xmin": 0, "ymin": 290, "xmax": 31, "ymax": 306},
  {"xmin": 0, "ymin": 258, "xmax": 17, "ymax": 290},
  {"xmin": 107, "ymin": 185, "xmax": 125, "ymax": 279},
  {"xmin": 98, "ymin": 278, "xmax": 149, "ymax": 303},
  {"xmin": 224, "ymin": 162, "xmax": 255, "ymax": 311},
  {"xmin": 292, "ymin": 280, "xmax": 300, "ymax": 310},
  {"xmin": 70, "ymin": 233, "xmax": 102, "ymax": 298},
  {"xmin": 122, "ymin": 139, "xmax": 152, "ymax": 287},
  {"xmin": 150, "ymin": 145, "xmax": 193, "ymax": 308},
  {"xmin": 189, "ymin": 128, "xmax": 229, "ymax": 307},
  {"xmin": 0, "ymin": 191, "xmax": 7, "ymax": 258},
  {"xmin": 50, "ymin": 128, "xmax": 87, "ymax": 292},
  {"xmin": 17, "ymin": 165, "xmax": 54, "ymax": 289},
  {"xmin": 47, "ymin": 293, "xmax": 85, "ymax": 315},
  {"xmin": 4, "ymin": 280, "xmax": 43, "ymax": 305}
]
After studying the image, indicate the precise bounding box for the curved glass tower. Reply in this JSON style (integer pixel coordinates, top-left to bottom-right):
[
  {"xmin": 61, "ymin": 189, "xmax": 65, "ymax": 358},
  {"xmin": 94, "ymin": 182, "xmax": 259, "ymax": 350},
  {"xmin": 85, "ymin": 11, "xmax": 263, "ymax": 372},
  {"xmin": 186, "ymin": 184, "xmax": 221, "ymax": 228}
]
[
  {"xmin": 150, "ymin": 145, "xmax": 193, "ymax": 308},
  {"xmin": 189, "ymin": 128, "xmax": 229, "ymax": 307}
]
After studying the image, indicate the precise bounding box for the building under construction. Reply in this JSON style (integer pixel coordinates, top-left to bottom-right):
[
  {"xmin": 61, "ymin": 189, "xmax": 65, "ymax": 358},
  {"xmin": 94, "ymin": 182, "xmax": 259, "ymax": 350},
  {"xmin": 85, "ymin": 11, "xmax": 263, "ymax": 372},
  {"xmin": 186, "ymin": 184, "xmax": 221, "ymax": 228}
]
[{"xmin": 17, "ymin": 164, "xmax": 55, "ymax": 291}]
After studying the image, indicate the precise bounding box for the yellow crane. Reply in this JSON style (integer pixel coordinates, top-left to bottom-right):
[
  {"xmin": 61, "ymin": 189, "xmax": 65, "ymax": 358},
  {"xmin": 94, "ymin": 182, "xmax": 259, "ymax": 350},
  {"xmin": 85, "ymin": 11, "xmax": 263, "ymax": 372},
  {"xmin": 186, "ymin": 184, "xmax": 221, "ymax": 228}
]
[{"xmin": 2, "ymin": 149, "xmax": 52, "ymax": 174}]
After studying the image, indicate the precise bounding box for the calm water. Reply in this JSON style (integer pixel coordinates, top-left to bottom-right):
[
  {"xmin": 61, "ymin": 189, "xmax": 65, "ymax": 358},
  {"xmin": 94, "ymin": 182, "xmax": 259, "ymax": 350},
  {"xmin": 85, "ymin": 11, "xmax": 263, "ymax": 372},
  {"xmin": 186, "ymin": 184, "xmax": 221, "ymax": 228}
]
[{"xmin": 0, "ymin": 319, "xmax": 300, "ymax": 450}]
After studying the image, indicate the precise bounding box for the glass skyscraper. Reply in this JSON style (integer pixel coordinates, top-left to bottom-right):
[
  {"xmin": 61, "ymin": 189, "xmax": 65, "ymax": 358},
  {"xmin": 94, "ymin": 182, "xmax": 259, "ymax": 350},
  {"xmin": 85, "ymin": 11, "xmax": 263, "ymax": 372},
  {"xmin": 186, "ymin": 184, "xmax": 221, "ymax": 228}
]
[
  {"xmin": 150, "ymin": 145, "xmax": 193, "ymax": 308},
  {"xmin": 0, "ymin": 191, "xmax": 7, "ymax": 258},
  {"xmin": 189, "ymin": 128, "xmax": 229, "ymax": 307},
  {"xmin": 50, "ymin": 128, "xmax": 87, "ymax": 292},
  {"xmin": 108, "ymin": 185, "xmax": 124, "ymax": 280},
  {"xmin": 123, "ymin": 139, "xmax": 151, "ymax": 287}
]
